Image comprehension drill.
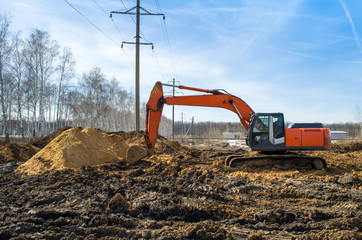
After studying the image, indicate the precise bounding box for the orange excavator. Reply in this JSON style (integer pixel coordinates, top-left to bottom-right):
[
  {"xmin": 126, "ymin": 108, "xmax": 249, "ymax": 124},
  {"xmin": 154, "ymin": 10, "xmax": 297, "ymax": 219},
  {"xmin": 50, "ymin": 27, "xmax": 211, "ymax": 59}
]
[{"xmin": 144, "ymin": 81, "xmax": 331, "ymax": 169}]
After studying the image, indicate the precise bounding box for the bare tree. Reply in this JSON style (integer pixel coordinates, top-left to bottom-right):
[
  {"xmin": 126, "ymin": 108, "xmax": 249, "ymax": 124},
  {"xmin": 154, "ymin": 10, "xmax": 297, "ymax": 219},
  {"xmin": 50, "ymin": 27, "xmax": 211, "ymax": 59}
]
[
  {"xmin": 24, "ymin": 29, "xmax": 59, "ymax": 137},
  {"xmin": 0, "ymin": 14, "xmax": 12, "ymax": 142},
  {"xmin": 80, "ymin": 67, "xmax": 105, "ymax": 127},
  {"xmin": 10, "ymin": 32, "xmax": 26, "ymax": 139},
  {"xmin": 355, "ymin": 104, "xmax": 362, "ymax": 137},
  {"xmin": 56, "ymin": 47, "xmax": 75, "ymax": 129}
]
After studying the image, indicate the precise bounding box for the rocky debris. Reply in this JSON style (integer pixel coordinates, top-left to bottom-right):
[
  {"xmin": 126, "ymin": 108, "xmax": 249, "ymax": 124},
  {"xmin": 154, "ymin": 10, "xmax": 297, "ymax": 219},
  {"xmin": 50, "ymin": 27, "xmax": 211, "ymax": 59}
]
[
  {"xmin": 338, "ymin": 174, "xmax": 355, "ymax": 184},
  {"xmin": 0, "ymin": 130, "xmax": 362, "ymax": 239},
  {"xmin": 108, "ymin": 193, "xmax": 130, "ymax": 212}
]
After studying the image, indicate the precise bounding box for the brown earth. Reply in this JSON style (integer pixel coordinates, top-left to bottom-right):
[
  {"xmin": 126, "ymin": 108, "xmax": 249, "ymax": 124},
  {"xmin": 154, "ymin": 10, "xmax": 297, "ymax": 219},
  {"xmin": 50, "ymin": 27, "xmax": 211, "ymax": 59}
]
[
  {"xmin": 0, "ymin": 141, "xmax": 39, "ymax": 164},
  {"xmin": 17, "ymin": 128, "xmax": 132, "ymax": 175},
  {"xmin": 30, "ymin": 126, "xmax": 73, "ymax": 149},
  {"xmin": 0, "ymin": 129, "xmax": 362, "ymax": 239}
]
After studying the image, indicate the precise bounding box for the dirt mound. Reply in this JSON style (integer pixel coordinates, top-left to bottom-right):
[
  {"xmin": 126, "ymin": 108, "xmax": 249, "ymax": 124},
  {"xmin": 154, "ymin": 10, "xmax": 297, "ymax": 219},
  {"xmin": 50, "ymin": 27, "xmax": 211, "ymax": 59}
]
[
  {"xmin": 31, "ymin": 126, "xmax": 73, "ymax": 149},
  {"xmin": 17, "ymin": 128, "xmax": 195, "ymax": 175},
  {"xmin": 332, "ymin": 141, "xmax": 362, "ymax": 153},
  {"xmin": 0, "ymin": 140, "xmax": 38, "ymax": 163},
  {"xmin": 17, "ymin": 128, "xmax": 132, "ymax": 175},
  {"xmin": 112, "ymin": 131, "xmax": 190, "ymax": 154},
  {"xmin": 154, "ymin": 135, "xmax": 191, "ymax": 154}
]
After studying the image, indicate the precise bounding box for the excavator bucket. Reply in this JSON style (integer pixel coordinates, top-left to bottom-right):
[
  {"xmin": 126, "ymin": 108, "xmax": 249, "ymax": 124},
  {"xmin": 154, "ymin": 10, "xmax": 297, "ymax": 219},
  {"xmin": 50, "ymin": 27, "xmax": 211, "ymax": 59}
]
[{"xmin": 144, "ymin": 82, "xmax": 165, "ymax": 151}]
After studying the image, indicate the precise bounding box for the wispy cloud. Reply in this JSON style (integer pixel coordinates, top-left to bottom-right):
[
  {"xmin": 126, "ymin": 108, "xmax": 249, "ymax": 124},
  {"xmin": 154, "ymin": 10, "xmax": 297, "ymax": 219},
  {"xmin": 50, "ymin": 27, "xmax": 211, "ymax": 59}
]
[
  {"xmin": 282, "ymin": 50, "xmax": 321, "ymax": 60},
  {"xmin": 339, "ymin": 0, "xmax": 362, "ymax": 55}
]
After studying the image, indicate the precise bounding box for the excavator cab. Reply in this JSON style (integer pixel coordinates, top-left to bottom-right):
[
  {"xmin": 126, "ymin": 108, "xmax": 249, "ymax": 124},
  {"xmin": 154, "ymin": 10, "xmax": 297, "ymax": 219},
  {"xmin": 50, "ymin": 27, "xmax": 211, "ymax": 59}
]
[
  {"xmin": 247, "ymin": 113, "xmax": 287, "ymax": 151},
  {"xmin": 247, "ymin": 112, "xmax": 331, "ymax": 152}
]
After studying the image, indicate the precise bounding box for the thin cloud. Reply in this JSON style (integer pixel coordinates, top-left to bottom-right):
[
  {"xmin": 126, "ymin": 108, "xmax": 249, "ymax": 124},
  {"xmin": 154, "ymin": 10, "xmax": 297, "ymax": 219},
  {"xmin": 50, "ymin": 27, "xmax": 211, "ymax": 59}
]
[
  {"xmin": 339, "ymin": 0, "xmax": 362, "ymax": 55},
  {"xmin": 283, "ymin": 50, "xmax": 321, "ymax": 60}
]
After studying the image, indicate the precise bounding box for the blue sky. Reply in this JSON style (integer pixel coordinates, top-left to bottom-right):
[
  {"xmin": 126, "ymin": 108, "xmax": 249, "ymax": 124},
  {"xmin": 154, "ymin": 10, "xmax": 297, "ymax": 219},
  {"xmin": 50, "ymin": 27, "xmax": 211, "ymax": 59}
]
[{"xmin": 1, "ymin": 0, "xmax": 362, "ymax": 124}]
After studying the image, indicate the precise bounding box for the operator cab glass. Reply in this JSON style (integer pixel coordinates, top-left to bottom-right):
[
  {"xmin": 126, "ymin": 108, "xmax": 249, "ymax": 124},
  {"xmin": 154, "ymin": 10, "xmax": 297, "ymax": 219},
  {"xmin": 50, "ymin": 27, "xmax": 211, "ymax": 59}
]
[
  {"xmin": 252, "ymin": 115, "xmax": 269, "ymax": 143},
  {"xmin": 248, "ymin": 113, "xmax": 286, "ymax": 148}
]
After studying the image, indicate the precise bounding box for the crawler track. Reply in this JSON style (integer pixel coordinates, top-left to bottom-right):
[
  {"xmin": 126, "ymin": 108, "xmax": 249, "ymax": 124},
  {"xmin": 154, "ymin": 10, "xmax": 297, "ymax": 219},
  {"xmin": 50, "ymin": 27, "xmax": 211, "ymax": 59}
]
[{"xmin": 225, "ymin": 154, "xmax": 327, "ymax": 170}]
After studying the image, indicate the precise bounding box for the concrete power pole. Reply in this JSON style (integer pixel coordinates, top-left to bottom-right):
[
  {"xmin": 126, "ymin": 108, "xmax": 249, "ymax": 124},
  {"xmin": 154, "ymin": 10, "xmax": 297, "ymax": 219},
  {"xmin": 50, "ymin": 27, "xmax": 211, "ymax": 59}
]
[
  {"xmin": 172, "ymin": 78, "xmax": 176, "ymax": 138},
  {"xmin": 111, "ymin": 1, "xmax": 164, "ymax": 131}
]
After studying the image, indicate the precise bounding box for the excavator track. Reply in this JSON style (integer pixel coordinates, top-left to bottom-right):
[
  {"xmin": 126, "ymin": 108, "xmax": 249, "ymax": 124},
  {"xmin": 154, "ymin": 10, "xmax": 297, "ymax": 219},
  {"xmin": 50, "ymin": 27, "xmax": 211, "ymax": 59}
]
[{"xmin": 225, "ymin": 154, "xmax": 327, "ymax": 170}]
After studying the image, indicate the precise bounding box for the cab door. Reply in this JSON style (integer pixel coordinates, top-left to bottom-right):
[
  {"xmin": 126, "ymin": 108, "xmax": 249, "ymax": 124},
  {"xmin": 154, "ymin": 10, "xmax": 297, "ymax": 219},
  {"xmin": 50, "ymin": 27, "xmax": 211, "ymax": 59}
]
[
  {"xmin": 249, "ymin": 115, "xmax": 270, "ymax": 145},
  {"xmin": 269, "ymin": 114, "xmax": 285, "ymax": 145},
  {"xmin": 247, "ymin": 113, "xmax": 286, "ymax": 150}
]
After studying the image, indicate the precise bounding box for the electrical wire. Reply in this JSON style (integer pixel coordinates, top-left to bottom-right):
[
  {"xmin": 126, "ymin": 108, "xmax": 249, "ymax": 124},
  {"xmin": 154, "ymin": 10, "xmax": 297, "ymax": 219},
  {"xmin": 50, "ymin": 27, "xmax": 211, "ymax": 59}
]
[
  {"xmin": 93, "ymin": 0, "xmax": 108, "ymax": 16},
  {"xmin": 163, "ymin": 21, "xmax": 178, "ymax": 79},
  {"xmin": 64, "ymin": 0, "xmax": 134, "ymax": 65},
  {"xmin": 93, "ymin": 0, "xmax": 126, "ymax": 42},
  {"xmin": 120, "ymin": 0, "xmax": 132, "ymax": 11},
  {"xmin": 154, "ymin": 0, "xmax": 178, "ymax": 79},
  {"xmin": 92, "ymin": 0, "xmax": 134, "ymax": 64},
  {"xmin": 154, "ymin": 0, "xmax": 163, "ymax": 15},
  {"xmin": 150, "ymin": 47, "xmax": 166, "ymax": 82},
  {"xmin": 63, "ymin": 0, "xmax": 122, "ymax": 49}
]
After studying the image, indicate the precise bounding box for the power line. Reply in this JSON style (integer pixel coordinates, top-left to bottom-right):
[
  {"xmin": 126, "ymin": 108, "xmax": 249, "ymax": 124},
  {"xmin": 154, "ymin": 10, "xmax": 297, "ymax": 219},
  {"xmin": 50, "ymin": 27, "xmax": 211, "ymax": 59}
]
[
  {"xmin": 149, "ymin": 47, "xmax": 166, "ymax": 82},
  {"xmin": 120, "ymin": 0, "xmax": 132, "ymax": 11},
  {"xmin": 153, "ymin": 0, "xmax": 178, "ymax": 79},
  {"xmin": 93, "ymin": 0, "xmax": 127, "ymax": 42},
  {"xmin": 92, "ymin": 0, "xmax": 134, "ymax": 64},
  {"xmin": 154, "ymin": 0, "xmax": 162, "ymax": 14},
  {"xmin": 63, "ymin": 0, "xmax": 122, "ymax": 49},
  {"xmin": 64, "ymin": 0, "xmax": 134, "ymax": 65},
  {"xmin": 93, "ymin": 0, "xmax": 109, "ymax": 16},
  {"xmin": 162, "ymin": 19, "xmax": 178, "ymax": 79}
]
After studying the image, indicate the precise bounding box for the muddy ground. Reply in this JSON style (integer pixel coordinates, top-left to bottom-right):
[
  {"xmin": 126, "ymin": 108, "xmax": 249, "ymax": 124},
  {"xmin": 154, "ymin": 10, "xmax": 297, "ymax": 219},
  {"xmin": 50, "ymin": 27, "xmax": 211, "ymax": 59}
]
[{"xmin": 0, "ymin": 130, "xmax": 362, "ymax": 240}]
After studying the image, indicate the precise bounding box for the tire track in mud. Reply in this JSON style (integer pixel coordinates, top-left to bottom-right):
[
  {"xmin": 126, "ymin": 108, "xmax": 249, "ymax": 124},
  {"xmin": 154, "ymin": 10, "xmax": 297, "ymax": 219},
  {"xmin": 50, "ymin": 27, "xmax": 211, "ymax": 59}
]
[{"xmin": 0, "ymin": 131, "xmax": 362, "ymax": 239}]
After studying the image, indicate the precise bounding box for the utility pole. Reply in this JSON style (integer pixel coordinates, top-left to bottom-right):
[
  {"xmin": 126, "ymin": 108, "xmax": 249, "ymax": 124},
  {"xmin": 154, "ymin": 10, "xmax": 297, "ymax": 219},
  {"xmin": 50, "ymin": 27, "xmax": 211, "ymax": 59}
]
[
  {"xmin": 191, "ymin": 116, "xmax": 194, "ymax": 137},
  {"xmin": 110, "ymin": 1, "xmax": 164, "ymax": 131},
  {"xmin": 166, "ymin": 78, "xmax": 181, "ymax": 138},
  {"xmin": 172, "ymin": 78, "xmax": 176, "ymax": 138},
  {"xmin": 181, "ymin": 112, "xmax": 185, "ymax": 136}
]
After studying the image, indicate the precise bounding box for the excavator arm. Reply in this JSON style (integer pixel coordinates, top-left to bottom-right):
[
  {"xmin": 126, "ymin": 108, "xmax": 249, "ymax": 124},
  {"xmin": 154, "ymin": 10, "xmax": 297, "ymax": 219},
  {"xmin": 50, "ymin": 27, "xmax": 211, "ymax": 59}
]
[{"xmin": 144, "ymin": 81, "xmax": 255, "ymax": 151}]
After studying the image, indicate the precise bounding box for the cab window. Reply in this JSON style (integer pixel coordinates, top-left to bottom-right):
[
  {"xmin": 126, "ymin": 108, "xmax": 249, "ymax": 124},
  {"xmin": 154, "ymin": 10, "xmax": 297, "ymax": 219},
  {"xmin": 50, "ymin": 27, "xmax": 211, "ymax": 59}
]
[
  {"xmin": 272, "ymin": 115, "xmax": 284, "ymax": 139},
  {"xmin": 252, "ymin": 116, "xmax": 269, "ymax": 143},
  {"xmin": 253, "ymin": 116, "xmax": 269, "ymax": 132}
]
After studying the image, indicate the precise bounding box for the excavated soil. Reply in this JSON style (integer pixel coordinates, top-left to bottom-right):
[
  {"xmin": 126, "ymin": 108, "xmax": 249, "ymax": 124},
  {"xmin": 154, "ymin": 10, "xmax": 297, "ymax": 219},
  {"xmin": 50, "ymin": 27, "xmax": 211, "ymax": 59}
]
[{"xmin": 1, "ymin": 129, "xmax": 362, "ymax": 239}]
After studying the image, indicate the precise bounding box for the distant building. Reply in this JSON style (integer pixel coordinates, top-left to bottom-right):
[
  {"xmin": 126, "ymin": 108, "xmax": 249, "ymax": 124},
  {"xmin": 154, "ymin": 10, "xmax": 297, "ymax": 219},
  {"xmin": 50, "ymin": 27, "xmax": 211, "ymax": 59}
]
[
  {"xmin": 330, "ymin": 131, "xmax": 348, "ymax": 140},
  {"xmin": 223, "ymin": 132, "xmax": 242, "ymax": 139}
]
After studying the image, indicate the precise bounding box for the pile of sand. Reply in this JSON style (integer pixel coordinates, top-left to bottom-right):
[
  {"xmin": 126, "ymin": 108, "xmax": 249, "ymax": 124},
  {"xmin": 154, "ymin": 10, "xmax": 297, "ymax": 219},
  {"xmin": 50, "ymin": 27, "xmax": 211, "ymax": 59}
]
[
  {"xmin": 17, "ymin": 128, "xmax": 147, "ymax": 175},
  {"xmin": 31, "ymin": 126, "xmax": 72, "ymax": 149}
]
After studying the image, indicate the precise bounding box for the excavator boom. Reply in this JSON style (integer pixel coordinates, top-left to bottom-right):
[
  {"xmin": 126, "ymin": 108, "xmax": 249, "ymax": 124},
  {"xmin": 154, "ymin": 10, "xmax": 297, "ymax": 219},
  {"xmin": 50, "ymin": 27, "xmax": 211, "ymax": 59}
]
[{"xmin": 144, "ymin": 81, "xmax": 255, "ymax": 150}]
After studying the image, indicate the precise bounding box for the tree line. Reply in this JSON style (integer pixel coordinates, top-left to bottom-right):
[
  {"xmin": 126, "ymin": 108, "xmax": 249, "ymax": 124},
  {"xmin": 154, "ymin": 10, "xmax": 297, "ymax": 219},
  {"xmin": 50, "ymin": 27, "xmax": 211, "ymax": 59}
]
[{"xmin": 0, "ymin": 14, "xmax": 175, "ymax": 142}]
